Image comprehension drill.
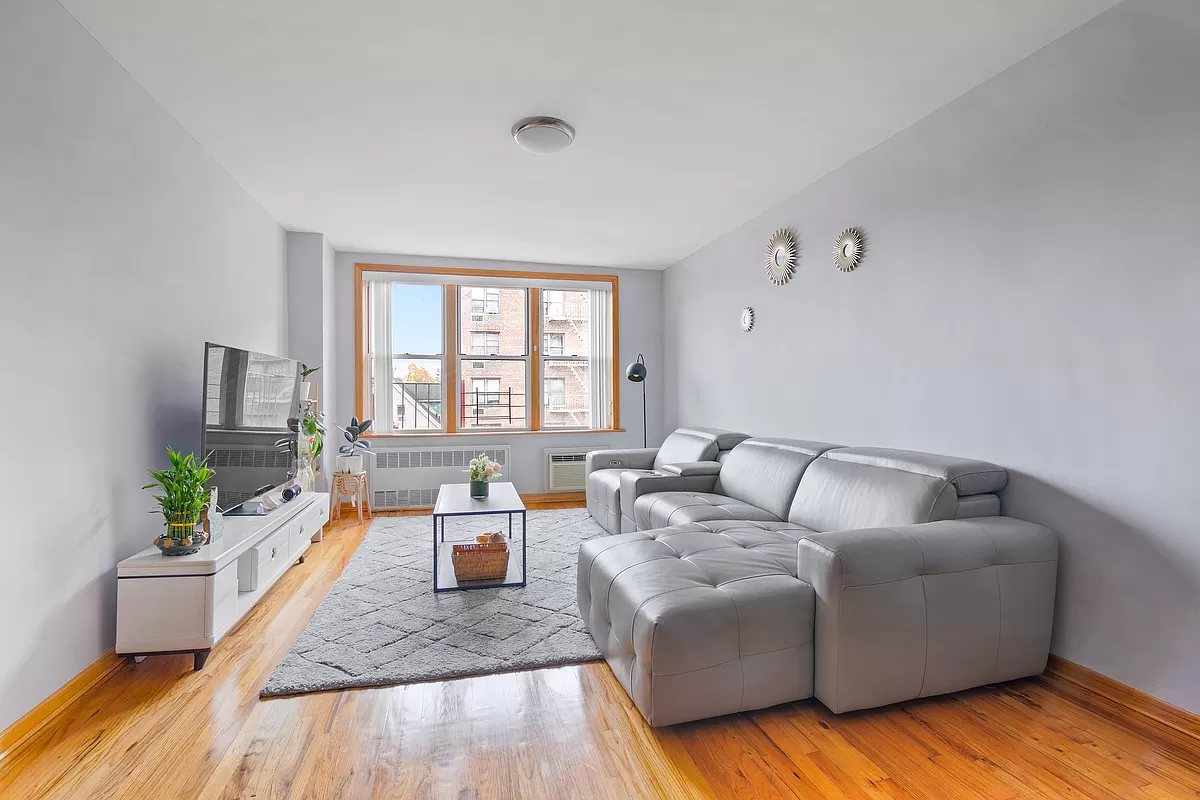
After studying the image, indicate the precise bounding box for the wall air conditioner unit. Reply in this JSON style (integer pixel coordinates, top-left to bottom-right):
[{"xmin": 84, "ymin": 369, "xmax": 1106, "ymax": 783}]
[
  {"xmin": 470, "ymin": 314, "xmax": 484, "ymax": 323},
  {"xmin": 544, "ymin": 445, "xmax": 606, "ymax": 493},
  {"xmin": 368, "ymin": 445, "xmax": 512, "ymax": 509}
]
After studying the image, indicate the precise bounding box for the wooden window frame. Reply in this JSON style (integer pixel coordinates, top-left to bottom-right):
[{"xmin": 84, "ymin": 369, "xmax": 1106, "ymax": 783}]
[{"xmin": 354, "ymin": 263, "xmax": 621, "ymax": 437}]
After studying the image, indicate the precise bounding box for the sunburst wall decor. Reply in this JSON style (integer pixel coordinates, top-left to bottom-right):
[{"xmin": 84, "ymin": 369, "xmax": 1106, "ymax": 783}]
[
  {"xmin": 765, "ymin": 228, "xmax": 798, "ymax": 285},
  {"xmin": 834, "ymin": 227, "xmax": 865, "ymax": 272},
  {"xmin": 740, "ymin": 307, "xmax": 755, "ymax": 332}
]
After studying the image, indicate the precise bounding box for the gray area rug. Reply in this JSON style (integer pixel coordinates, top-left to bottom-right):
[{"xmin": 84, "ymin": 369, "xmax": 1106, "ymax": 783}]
[{"xmin": 261, "ymin": 508, "xmax": 606, "ymax": 697}]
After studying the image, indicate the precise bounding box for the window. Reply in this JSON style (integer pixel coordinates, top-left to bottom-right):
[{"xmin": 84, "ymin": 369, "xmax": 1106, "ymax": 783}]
[
  {"xmin": 365, "ymin": 282, "xmax": 445, "ymax": 432},
  {"xmin": 544, "ymin": 378, "xmax": 566, "ymax": 411},
  {"xmin": 470, "ymin": 331, "xmax": 500, "ymax": 356},
  {"xmin": 470, "ymin": 287, "xmax": 500, "ymax": 315},
  {"xmin": 471, "ymin": 377, "xmax": 501, "ymax": 406},
  {"xmin": 540, "ymin": 289, "xmax": 594, "ymax": 429},
  {"xmin": 355, "ymin": 265, "xmax": 618, "ymax": 434}
]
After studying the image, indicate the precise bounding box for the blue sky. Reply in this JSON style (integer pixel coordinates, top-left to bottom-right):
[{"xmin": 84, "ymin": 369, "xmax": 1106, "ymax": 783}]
[{"xmin": 392, "ymin": 284, "xmax": 442, "ymax": 354}]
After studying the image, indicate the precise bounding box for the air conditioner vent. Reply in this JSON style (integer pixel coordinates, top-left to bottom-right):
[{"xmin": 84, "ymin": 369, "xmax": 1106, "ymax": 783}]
[{"xmin": 544, "ymin": 446, "xmax": 605, "ymax": 493}]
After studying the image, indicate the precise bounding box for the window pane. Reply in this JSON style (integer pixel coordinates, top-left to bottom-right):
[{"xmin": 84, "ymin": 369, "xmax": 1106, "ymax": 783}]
[
  {"xmin": 392, "ymin": 359, "xmax": 443, "ymax": 431},
  {"xmin": 392, "ymin": 284, "xmax": 443, "ymax": 355},
  {"xmin": 460, "ymin": 286, "xmax": 526, "ymax": 356},
  {"xmin": 460, "ymin": 361, "xmax": 527, "ymax": 429},
  {"xmin": 540, "ymin": 290, "xmax": 588, "ymax": 357},
  {"xmin": 542, "ymin": 359, "xmax": 589, "ymax": 428}
]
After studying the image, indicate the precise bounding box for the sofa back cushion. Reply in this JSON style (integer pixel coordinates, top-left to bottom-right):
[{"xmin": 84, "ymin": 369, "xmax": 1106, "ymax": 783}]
[
  {"xmin": 653, "ymin": 428, "xmax": 745, "ymax": 469},
  {"xmin": 715, "ymin": 438, "xmax": 842, "ymax": 520},
  {"xmin": 787, "ymin": 447, "xmax": 1007, "ymax": 531}
]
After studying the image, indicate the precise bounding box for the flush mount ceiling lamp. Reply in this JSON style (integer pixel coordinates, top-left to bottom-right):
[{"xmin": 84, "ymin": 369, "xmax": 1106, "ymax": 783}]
[{"xmin": 511, "ymin": 117, "xmax": 575, "ymax": 154}]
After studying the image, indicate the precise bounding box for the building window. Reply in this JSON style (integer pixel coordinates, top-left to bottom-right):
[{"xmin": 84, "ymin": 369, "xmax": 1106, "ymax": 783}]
[
  {"xmin": 544, "ymin": 378, "xmax": 567, "ymax": 411},
  {"xmin": 355, "ymin": 266, "xmax": 617, "ymax": 434},
  {"xmin": 470, "ymin": 287, "xmax": 500, "ymax": 315},
  {"xmin": 543, "ymin": 333, "xmax": 565, "ymax": 357},
  {"xmin": 470, "ymin": 331, "xmax": 500, "ymax": 356},
  {"xmin": 471, "ymin": 377, "xmax": 502, "ymax": 406}
]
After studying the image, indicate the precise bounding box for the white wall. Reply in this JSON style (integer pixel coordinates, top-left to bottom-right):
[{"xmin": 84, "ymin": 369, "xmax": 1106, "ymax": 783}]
[
  {"xmin": 0, "ymin": 0, "xmax": 287, "ymax": 731},
  {"xmin": 334, "ymin": 251, "xmax": 664, "ymax": 492},
  {"xmin": 663, "ymin": 0, "xmax": 1200, "ymax": 713}
]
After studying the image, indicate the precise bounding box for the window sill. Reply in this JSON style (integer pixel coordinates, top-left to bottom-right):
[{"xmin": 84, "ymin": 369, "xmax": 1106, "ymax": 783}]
[{"xmin": 363, "ymin": 429, "xmax": 626, "ymax": 439}]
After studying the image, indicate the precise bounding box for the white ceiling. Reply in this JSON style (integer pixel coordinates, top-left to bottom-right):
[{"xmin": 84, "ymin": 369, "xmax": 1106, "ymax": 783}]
[{"xmin": 61, "ymin": 0, "xmax": 1119, "ymax": 269}]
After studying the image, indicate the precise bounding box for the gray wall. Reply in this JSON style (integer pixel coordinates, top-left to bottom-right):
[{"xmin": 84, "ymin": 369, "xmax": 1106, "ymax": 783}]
[
  {"xmin": 334, "ymin": 252, "xmax": 664, "ymax": 493},
  {"xmin": 0, "ymin": 0, "xmax": 287, "ymax": 730},
  {"xmin": 664, "ymin": 0, "xmax": 1200, "ymax": 713},
  {"xmin": 287, "ymin": 231, "xmax": 339, "ymax": 481}
]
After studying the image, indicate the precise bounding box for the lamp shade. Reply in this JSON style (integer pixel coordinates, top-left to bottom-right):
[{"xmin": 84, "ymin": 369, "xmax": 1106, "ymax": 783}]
[{"xmin": 626, "ymin": 355, "xmax": 647, "ymax": 382}]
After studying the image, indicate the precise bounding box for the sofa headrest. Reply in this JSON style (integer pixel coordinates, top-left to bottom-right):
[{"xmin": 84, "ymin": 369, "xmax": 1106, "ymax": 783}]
[
  {"xmin": 819, "ymin": 448, "xmax": 1007, "ymax": 495},
  {"xmin": 715, "ymin": 438, "xmax": 842, "ymax": 521},
  {"xmin": 788, "ymin": 446, "xmax": 1008, "ymax": 532},
  {"xmin": 653, "ymin": 428, "xmax": 722, "ymax": 468},
  {"xmin": 676, "ymin": 427, "xmax": 750, "ymax": 452}
]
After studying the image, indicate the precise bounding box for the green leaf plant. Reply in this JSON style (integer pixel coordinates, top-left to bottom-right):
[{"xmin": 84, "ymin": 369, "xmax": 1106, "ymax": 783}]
[
  {"xmin": 142, "ymin": 448, "xmax": 216, "ymax": 524},
  {"xmin": 337, "ymin": 415, "xmax": 374, "ymax": 455}
]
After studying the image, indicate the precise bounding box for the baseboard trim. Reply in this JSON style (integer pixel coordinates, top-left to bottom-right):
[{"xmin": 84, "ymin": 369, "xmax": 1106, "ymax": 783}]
[
  {"xmin": 1044, "ymin": 655, "xmax": 1200, "ymax": 751},
  {"xmin": 0, "ymin": 649, "xmax": 125, "ymax": 761},
  {"xmin": 521, "ymin": 492, "xmax": 585, "ymax": 504}
]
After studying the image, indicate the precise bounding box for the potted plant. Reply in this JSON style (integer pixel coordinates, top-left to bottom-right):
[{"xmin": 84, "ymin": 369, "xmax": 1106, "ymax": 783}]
[
  {"xmin": 300, "ymin": 363, "xmax": 320, "ymax": 401},
  {"xmin": 143, "ymin": 448, "xmax": 216, "ymax": 556},
  {"xmin": 465, "ymin": 452, "xmax": 502, "ymax": 499},
  {"xmin": 300, "ymin": 400, "xmax": 325, "ymax": 470},
  {"xmin": 336, "ymin": 415, "xmax": 372, "ymax": 473}
]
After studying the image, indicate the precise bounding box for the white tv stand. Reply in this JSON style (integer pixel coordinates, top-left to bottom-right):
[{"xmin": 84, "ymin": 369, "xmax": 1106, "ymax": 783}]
[{"xmin": 116, "ymin": 492, "xmax": 330, "ymax": 669}]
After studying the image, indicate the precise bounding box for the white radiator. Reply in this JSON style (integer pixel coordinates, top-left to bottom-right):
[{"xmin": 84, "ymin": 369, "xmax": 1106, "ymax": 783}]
[
  {"xmin": 369, "ymin": 445, "xmax": 512, "ymax": 509},
  {"xmin": 544, "ymin": 446, "xmax": 606, "ymax": 493}
]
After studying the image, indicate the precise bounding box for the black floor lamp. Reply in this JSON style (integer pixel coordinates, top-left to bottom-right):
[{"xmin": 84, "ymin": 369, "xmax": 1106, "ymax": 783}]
[{"xmin": 625, "ymin": 354, "xmax": 648, "ymax": 448}]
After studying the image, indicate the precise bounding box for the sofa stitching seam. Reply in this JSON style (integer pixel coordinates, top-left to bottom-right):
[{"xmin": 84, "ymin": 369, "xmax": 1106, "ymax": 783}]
[
  {"xmin": 715, "ymin": 585, "xmax": 746, "ymax": 710},
  {"xmin": 963, "ymin": 519, "xmax": 1006, "ymax": 684},
  {"xmin": 884, "ymin": 526, "xmax": 929, "ymax": 699},
  {"xmin": 831, "ymin": 558, "xmax": 1056, "ymax": 589}
]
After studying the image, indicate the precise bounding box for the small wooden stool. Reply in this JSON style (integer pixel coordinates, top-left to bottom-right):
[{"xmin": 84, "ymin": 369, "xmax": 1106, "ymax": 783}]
[{"xmin": 330, "ymin": 471, "xmax": 372, "ymax": 522}]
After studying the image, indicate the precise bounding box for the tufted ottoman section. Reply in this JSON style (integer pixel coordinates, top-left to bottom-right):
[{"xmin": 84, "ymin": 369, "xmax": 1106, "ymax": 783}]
[{"xmin": 578, "ymin": 522, "xmax": 816, "ymax": 727}]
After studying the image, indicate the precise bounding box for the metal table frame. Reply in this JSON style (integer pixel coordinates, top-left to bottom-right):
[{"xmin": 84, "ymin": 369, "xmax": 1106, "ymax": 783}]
[{"xmin": 432, "ymin": 483, "xmax": 527, "ymax": 593}]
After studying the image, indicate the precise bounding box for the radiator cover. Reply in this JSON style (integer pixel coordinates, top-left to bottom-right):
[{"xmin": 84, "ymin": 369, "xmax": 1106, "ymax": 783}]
[{"xmin": 369, "ymin": 445, "xmax": 512, "ymax": 509}]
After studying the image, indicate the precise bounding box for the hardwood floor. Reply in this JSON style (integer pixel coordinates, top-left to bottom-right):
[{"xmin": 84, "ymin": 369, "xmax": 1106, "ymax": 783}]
[{"xmin": 3, "ymin": 502, "xmax": 1199, "ymax": 799}]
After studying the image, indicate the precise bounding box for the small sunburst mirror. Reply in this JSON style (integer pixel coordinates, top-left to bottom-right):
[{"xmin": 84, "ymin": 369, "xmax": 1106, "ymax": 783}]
[
  {"xmin": 834, "ymin": 227, "xmax": 865, "ymax": 272},
  {"xmin": 740, "ymin": 306, "xmax": 755, "ymax": 332},
  {"xmin": 765, "ymin": 228, "xmax": 798, "ymax": 285}
]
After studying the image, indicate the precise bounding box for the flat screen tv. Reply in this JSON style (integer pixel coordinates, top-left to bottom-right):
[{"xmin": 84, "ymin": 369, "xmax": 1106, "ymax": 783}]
[{"xmin": 200, "ymin": 342, "xmax": 303, "ymax": 513}]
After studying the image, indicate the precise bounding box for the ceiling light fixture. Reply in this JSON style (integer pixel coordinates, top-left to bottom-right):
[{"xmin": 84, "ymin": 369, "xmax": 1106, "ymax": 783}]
[{"xmin": 511, "ymin": 117, "xmax": 575, "ymax": 154}]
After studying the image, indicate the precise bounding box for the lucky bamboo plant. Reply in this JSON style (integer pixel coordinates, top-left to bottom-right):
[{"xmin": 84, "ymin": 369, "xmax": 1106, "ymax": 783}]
[{"xmin": 143, "ymin": 448, "xmax": 216, "ymax": 527}]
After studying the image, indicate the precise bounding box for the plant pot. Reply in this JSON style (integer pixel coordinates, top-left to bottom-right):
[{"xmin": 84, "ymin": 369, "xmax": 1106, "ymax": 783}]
[
  {"xmin": 470, "ymin": 479, "xmax": 489, "ymax": 499},
  {"xmin": 337, "ymin": 454, "xmax": 363, "ymax": 474},
  {"xmin": 156, "ymin": 513, "xmax": 207, "ymax": 556}
]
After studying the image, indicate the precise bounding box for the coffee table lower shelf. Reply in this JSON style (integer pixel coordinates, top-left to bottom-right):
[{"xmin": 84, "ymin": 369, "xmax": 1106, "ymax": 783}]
[{"xmin": 435, "ymin": 541, "xmax": 526, "ymax": 591}]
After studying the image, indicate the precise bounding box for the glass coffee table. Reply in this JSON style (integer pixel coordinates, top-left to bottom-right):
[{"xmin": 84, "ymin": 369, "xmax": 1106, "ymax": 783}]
[{"xmin": 432, "ymin": 481, "xmax": 527, "ymax": 592}]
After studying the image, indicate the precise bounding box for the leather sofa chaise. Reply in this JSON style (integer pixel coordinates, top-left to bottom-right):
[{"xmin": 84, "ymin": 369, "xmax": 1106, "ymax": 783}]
[
  {"xmin": 585, "ymin": 427, "xmax": 748, "ymax": 535},
  {"xmin": 579, "ymin": 437, "xmax": 1058, "ymax": 727}
]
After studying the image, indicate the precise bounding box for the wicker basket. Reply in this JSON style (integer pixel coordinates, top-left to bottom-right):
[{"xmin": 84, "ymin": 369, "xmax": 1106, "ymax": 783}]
[{"xmin": 451, "ymin": 541, "xmax": 510, "ymax": 582}]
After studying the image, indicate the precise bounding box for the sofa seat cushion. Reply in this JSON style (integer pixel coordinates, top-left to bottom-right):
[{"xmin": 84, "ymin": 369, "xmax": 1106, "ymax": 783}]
[
  {"xmin": 634, "ymin": 491, "xmax": 780, "ymax": 531},
  {"xmin": 587, "ymin": 468, "xmax": 657, "ymax": 535},
  {"xmin": 651, "ymin": 520, "xmax": 818, "ymax": 577},
  {"xmin": 577, "ymin": 524, "xmax": 816, "ymax": 726}
]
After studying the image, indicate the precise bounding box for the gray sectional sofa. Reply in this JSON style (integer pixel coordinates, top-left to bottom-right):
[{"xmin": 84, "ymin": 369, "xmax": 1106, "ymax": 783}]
[{"xmin": 579, "ymin": 433, "xmax": 1058, "ymax": 727}]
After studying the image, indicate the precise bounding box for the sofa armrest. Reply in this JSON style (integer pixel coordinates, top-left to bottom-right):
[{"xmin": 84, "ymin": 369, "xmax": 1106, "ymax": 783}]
[
  {"xmin": 796, "ymin": 516, "xmax": 1058, "ymax": 713},
  {"xmin": 585, "ymin": 448, "xmax": 658, "ymax": 477},
  {"xmin": 619, "ymin": 470, "xmax": 720, "ymax": 522},
  {"xmin": 659, "ymin": 461, "xmax": 722, "ymax": 477}
]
